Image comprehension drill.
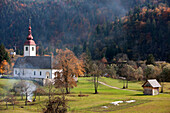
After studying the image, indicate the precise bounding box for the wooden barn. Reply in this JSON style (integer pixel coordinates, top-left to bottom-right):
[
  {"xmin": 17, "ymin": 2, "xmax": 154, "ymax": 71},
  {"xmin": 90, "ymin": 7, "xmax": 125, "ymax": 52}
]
[{"xmin": 142, "ymin": 79, "xmax": 161, "ymax": 95}]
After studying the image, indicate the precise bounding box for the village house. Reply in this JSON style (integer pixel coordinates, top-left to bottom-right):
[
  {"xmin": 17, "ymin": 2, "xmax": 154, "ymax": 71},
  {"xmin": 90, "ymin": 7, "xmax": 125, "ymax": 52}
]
[
  {"xmin": 142, "ymin": 79, "xmax": 161, "ymax": 95},
  {"xmin": 13, "ymin": 20, "xmax": 61, "ymax": 83}
]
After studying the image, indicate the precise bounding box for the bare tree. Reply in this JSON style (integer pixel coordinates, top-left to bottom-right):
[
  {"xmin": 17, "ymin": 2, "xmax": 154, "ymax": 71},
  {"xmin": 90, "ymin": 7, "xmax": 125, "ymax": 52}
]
[
  {"xmin": 8, "ymin": 94, "xmax": 16, "ymax": 110},
  {"xmin": 90, "ymin": 61, "xmax": 104, "ymax": 94},
  {"xmin": 4, "ymin": 95, "xmax": 9, "ymax": 109},
  {"xmin": 13, "ymin": 80, "xmax": 25, "ymax": 100},
  {"xmin": 13, "ymin": 80, "xmax": 36, "ymax": 106},
  {"xmin": 34, "ymin": 87, "xmax": 46, "ymax": 101}
]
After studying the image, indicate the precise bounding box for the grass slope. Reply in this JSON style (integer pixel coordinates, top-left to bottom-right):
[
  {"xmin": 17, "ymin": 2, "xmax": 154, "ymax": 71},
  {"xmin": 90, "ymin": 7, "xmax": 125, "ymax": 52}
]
[{"xmin": 0, "ymin": 77, "xmax": 170, "ymax": 113}]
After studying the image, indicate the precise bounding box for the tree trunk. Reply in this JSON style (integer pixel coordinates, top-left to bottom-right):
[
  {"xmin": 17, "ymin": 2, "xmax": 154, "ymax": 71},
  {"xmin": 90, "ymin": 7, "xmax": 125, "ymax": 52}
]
[
  {"xmin": 20, "ymin": 87, "xmax": 23, "ymax": 100},
  {"xmin": 95, "ymin": 88, "xmax": 98, "ymax": 94},
  {"xmin": 13, "ymin": 102, "xmax": 14, "ymax": 110},
  {"xmin": 21, "ymin": 93, "xmax": 23, "ymax": 100},
  {"xmin": 65, "ymin": 76, "xmax": 70, "ymax": 94},
  {"xmin": 126, "ymin": 80, "xmax": 128, "ymax": 88},
  {"xmin": 25, "ymin": 92, "xmax": 27, "ymax": 106},
  {"xmin": 65, "ymin": 87, "xmax": 69, "ymax": 94},
  {"xmin": 123, "ymin": 79, "xmax": 125, "ymax": 89},
  {"xmin": 94, "ymin": 75, "xmax": 98, "ymax": 94},
  {"xmin": 6, "ymin": 101, "xmax": 8, "ymax": 109},
  {"xmin": 161, "ymin": 81, "xmax": 164, "ymax": 93},
  {"xmin": 49, "ymin": 86, "xmax": 51, "ymax": 102},
  {"xmin": 35, "ymin": 91, "xmax": 37, "ymax": 99}
]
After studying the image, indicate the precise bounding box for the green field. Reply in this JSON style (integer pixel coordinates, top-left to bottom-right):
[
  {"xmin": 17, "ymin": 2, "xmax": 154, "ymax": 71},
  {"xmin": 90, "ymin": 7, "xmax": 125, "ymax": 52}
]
[
  {"xmin": 99, "ymin": 77, "xmax": 170, "ymax": 93},
  {"xmin": 0, "ymin": 77, "xmax": 170, "ymax": 113}
]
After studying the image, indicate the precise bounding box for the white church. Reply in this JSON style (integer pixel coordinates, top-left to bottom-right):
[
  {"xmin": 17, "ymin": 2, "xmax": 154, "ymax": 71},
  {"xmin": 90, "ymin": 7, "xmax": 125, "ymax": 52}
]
[{"xmin": 13, "ymin": 20, "xmax": 61, "ymax": 81}]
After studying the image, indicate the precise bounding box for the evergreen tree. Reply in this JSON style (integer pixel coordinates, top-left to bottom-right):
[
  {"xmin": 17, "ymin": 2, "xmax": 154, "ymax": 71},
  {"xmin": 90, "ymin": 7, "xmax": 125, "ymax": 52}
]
[
  {"xmin": 146, "ymin": 54, "xmax": 155, "ymax": 65},
  {"xmin": 0, "ymin": 44, "xmax": 10, "ymax": 64}
]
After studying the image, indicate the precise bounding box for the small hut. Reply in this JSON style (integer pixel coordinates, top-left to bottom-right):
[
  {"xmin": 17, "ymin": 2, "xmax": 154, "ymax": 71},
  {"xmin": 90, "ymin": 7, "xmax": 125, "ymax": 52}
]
[{"xmin": 142, "ymin": 79, "xmax": 161, "ymax": 95}]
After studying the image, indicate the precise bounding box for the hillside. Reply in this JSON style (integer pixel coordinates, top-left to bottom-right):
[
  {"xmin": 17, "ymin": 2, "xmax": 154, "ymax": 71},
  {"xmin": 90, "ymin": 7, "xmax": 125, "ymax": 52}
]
[{"xmin": 0, "ymin": 0, "xmax": 169, "ymax": 61}]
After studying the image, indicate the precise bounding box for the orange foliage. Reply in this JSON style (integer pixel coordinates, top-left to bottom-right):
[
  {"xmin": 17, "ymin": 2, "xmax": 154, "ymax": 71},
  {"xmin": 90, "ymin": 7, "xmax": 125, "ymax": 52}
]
[
  {"xmin": 101, "ymin": 57, "xmax": 107, "ymax": 63},
  {"xmin": 20, "ymin": 3, "xmax": 26, "ymax": 7},
  {"xmin": 54, "ymin": 49, "xmax": 85, "ymax": 93},
  {"xmin": 0, "ymin": 60, "xmax": 9, "ymax": 74}
]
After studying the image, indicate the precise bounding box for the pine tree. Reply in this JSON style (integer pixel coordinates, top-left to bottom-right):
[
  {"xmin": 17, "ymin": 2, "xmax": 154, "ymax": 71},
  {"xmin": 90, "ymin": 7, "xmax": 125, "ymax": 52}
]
[
  {"xmin": 0, "ymin": 44, "xmax": 10, "ymax": 64},
  {"xmin": 146, "ymin": 54, "xmax": 155, "ymax": 65}
]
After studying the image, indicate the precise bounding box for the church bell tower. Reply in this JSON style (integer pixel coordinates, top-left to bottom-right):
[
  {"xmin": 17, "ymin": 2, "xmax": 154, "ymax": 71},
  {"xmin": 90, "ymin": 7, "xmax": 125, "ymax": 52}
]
[{"xmin": 24, "ymin": 19, "xmax": 36, "ymax": 56}]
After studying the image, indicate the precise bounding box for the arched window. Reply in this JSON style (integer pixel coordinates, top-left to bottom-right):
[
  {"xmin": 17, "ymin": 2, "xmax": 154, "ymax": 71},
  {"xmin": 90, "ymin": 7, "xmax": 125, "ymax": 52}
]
[
  {"xmin": 25, "ymin": 47, "xmax": 28, "ymax": 51},
  {"xmin": 32, "ymin": 47, "xmax": 34, "ymax": 51},
  {"xmin": 46, "ymin": 72, "xmax": 50, "ymax": 79}
]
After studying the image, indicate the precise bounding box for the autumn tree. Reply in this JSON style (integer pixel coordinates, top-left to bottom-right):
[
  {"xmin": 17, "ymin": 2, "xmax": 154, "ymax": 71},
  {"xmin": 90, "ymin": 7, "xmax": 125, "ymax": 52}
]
[
  {"xmin": 0, "ymin": 60, "xmax": 8, "ymax": 75},
  {"xmin": 54, "ymin": 49, "xmax": 84, "ymax": 94}
]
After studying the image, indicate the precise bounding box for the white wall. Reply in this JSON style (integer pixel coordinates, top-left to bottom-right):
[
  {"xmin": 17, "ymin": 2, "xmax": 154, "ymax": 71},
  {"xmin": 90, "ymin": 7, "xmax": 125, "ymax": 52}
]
[
  {"xmin": 153, "ymin": 88, "xmax": 159, "ymax": 95},
  {"xmin": 24, "ymin": 45, "xmax": 36, "ymax": 56},
  {"xmin": 14, "ymin": 68, "xmax": 52, "ymax": 79}
]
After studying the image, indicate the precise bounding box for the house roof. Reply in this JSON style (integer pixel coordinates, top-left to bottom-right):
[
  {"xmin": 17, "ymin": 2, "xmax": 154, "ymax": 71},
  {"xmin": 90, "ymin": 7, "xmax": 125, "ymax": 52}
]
[
  {"xmin": 142, "ymin": 79, "xmax": 161, "ymax": 88},
  {"xmin": 14, "ymin": 56, "xmax": 52, "ymax": 69}
]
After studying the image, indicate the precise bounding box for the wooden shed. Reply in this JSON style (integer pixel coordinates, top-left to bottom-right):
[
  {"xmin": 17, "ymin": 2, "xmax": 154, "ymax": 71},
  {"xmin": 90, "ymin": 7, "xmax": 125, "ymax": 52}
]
[{"xmin": 142, "ymin": 79, "xmax": 161, "ymax": 95}]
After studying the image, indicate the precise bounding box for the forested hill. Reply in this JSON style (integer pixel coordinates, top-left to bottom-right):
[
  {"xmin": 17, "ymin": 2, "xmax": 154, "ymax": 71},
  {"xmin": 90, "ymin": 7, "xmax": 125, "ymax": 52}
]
[
  {"xmin": 0, "ymin": 0, "xmax": 170, "ymax": 61},
  {"xmin": 0, "ymin": 0, "xmax": 136, "ymax": 49},
  {"xmin": 89, "ymin": 3, "xmax": 170, "ymax": 62}
]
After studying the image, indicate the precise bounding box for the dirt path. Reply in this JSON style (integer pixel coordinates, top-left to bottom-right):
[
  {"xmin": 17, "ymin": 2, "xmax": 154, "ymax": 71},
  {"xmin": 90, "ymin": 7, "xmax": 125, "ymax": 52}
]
[{"xmin": 98, "ymin": 81, "xmax": 141, "ymax": 92}]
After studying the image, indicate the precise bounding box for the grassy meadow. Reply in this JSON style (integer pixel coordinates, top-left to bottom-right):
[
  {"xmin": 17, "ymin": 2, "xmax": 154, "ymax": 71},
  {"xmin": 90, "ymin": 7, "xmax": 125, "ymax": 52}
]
[{"xmin": 0, "ymin": 77, "xmax": 170, "ymax": 113}]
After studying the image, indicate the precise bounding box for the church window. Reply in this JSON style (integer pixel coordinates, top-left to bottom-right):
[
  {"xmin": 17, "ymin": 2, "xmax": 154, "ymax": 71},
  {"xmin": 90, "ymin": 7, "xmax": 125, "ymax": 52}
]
[
  {"xmin": 26, "ymin": 47, "xmax": 28, "ymax": 51},
  {"xmin": 32, "ymin": 47, "xmax": 34, "ymax": 51},
  {"xmin": 34, "ymin": 71, "xmax": 36, "ymax": 75},
  {"xmin": 40, "ymin": 71, "xmax": 42, "ymax": 76}
]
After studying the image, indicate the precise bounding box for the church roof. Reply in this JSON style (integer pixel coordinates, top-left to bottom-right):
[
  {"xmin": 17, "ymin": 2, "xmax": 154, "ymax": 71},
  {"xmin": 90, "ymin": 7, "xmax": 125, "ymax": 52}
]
[
  {"xmin": 142, "ymin": 79, "xmax": 161, "ymax": 88},
  {"xmin": 24, "ymin": 40, "xmax": 36, "ymax": 45},
  {"xmin": 14, "ymin": 56, "xmax": 52, "ymax": 69}
]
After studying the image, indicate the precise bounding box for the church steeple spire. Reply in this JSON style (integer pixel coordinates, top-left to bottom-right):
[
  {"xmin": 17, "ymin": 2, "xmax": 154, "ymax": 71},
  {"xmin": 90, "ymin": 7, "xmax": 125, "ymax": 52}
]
[
  {"xmin": 27, "ymin": 19, "xmax": 33, "ymax": 40},
  {"xmin": 24, "ymin": 19, "xmax": 36, "ymax": 56}
]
